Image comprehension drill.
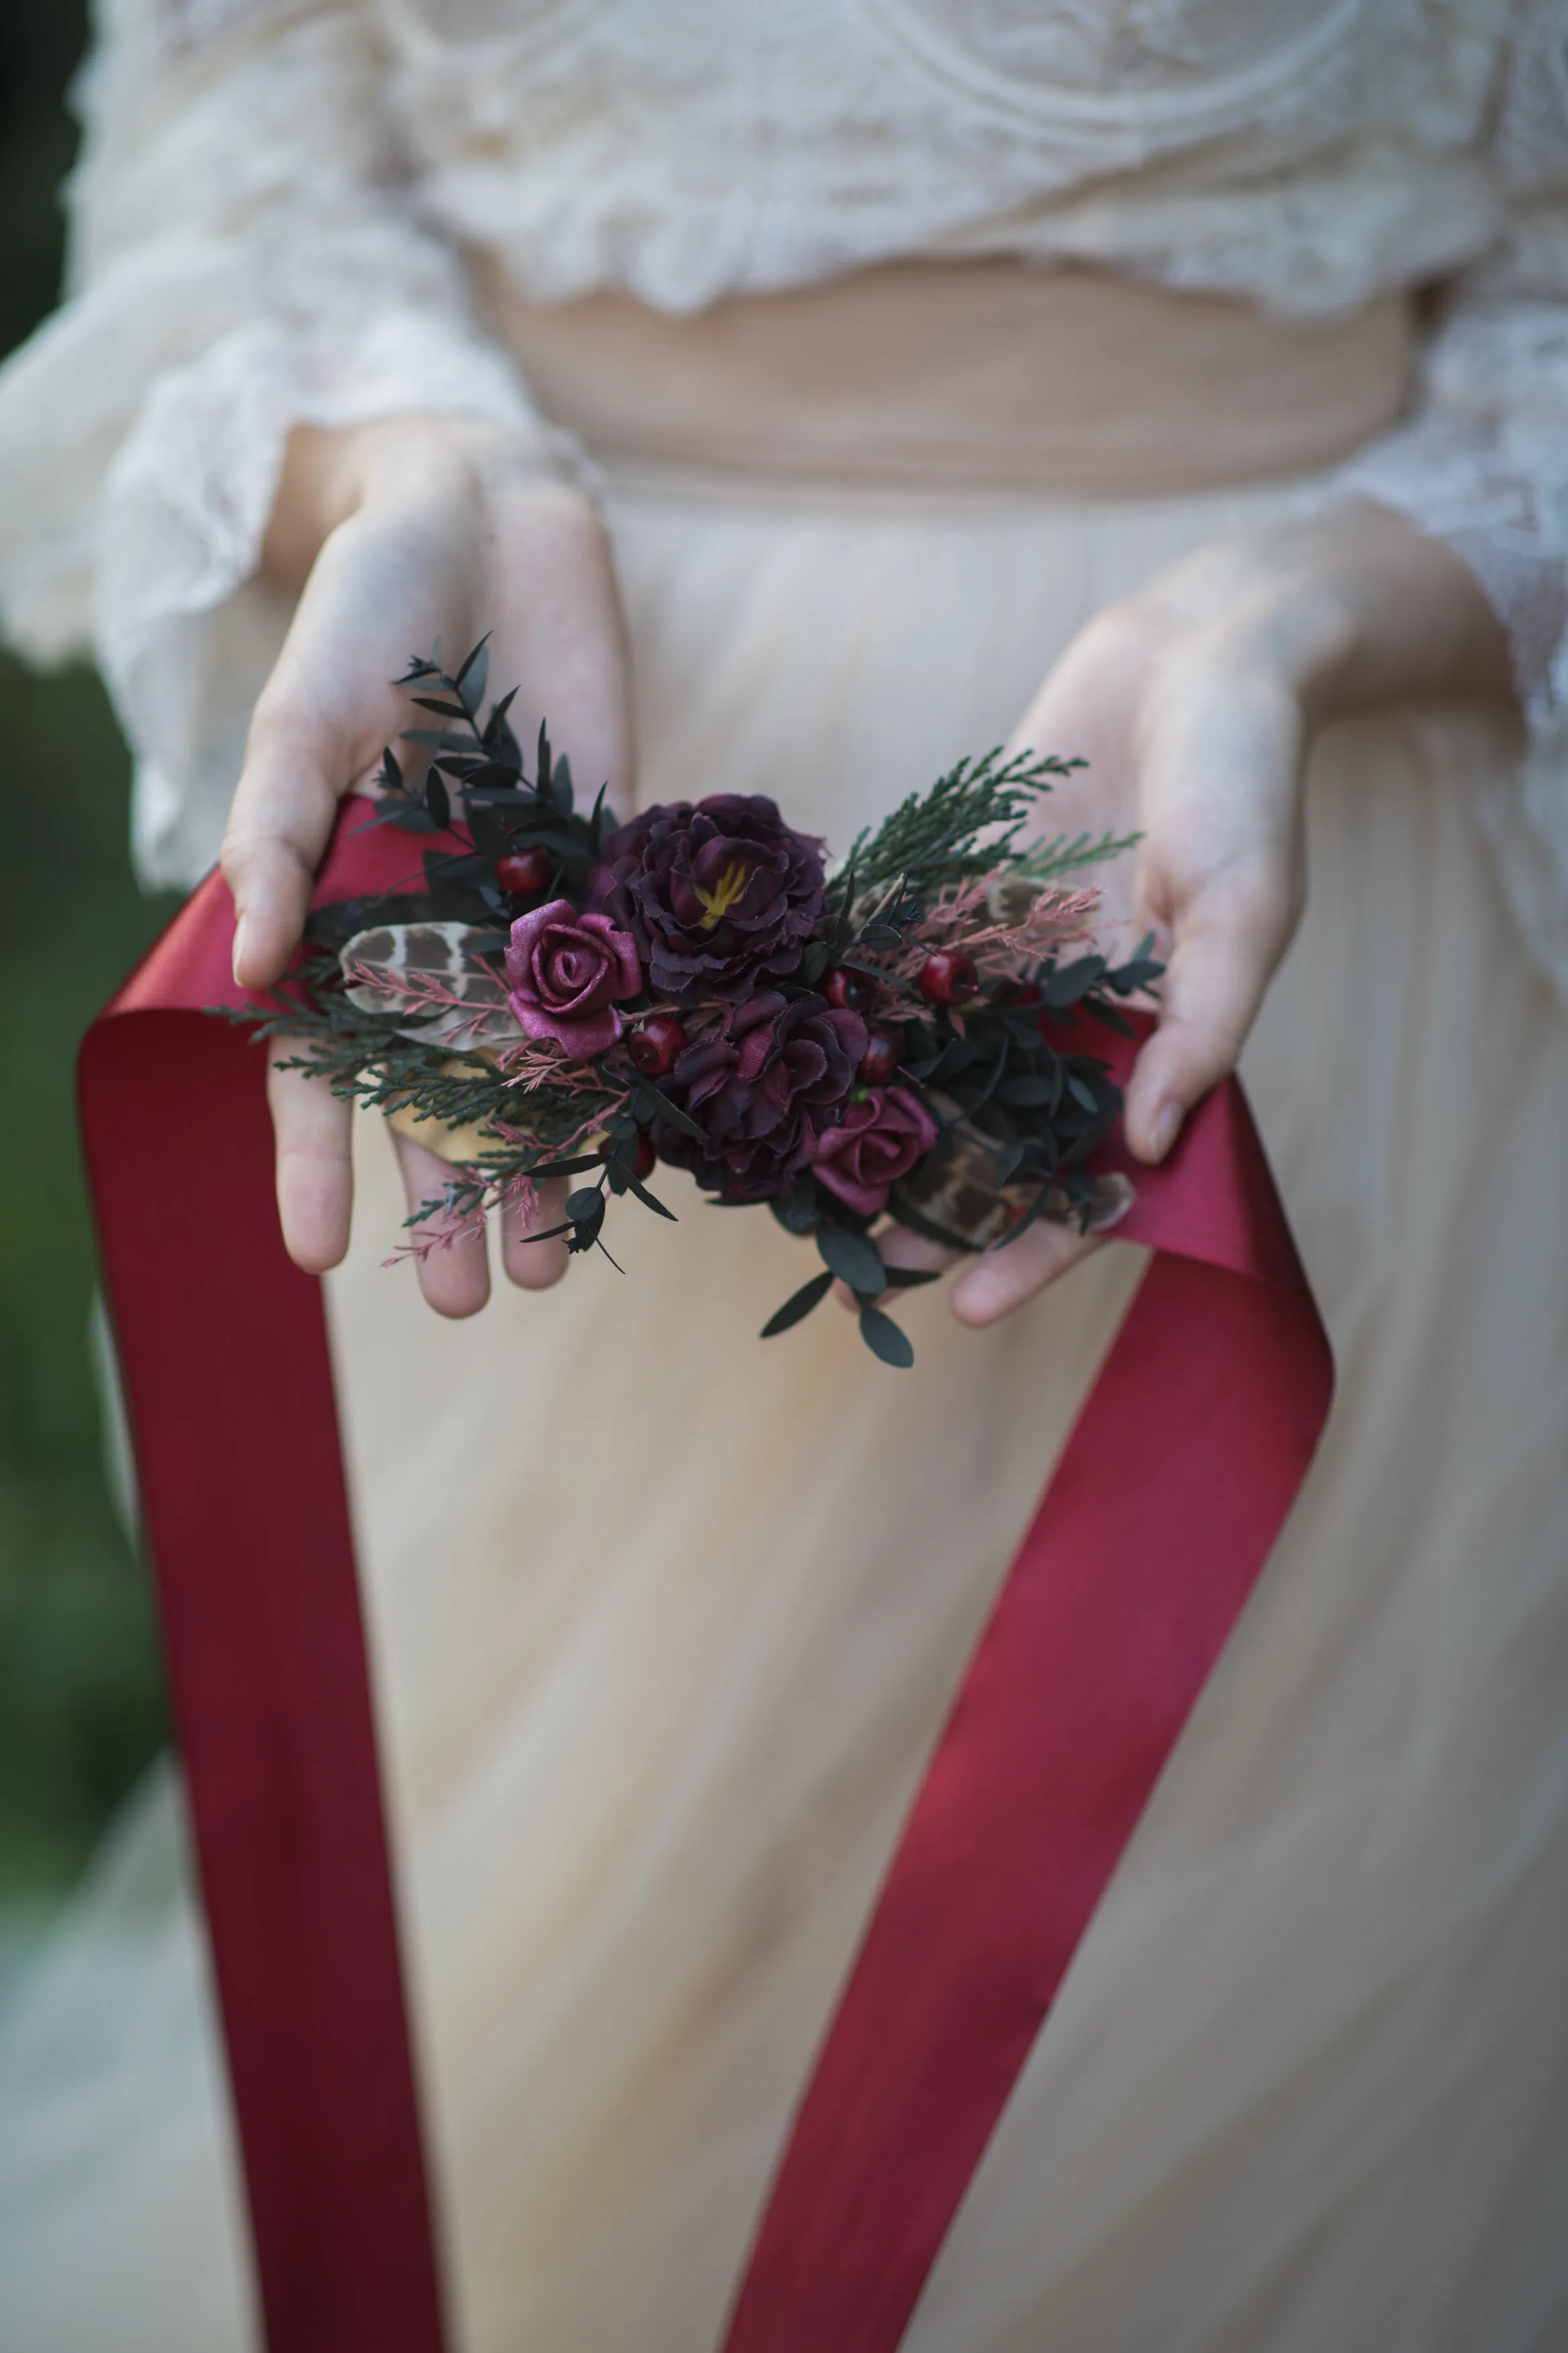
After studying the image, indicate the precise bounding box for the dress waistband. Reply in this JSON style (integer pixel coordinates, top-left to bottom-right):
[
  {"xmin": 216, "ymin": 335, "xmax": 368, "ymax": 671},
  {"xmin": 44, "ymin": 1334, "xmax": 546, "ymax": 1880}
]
[{"xmin": 484, "ymin": 259, "xmax": 1413, "ymax": 497}]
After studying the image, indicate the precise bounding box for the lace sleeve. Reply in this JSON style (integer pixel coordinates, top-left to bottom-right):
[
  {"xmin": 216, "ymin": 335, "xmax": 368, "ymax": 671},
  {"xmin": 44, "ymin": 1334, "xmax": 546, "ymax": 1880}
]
[
  {"xmin": 0, "ymin": 0, "xmax": 569, "ymax": 887},
  {"xmin": 1326, "ymin": 0, "xmax": 1568, "ymax": 998}
]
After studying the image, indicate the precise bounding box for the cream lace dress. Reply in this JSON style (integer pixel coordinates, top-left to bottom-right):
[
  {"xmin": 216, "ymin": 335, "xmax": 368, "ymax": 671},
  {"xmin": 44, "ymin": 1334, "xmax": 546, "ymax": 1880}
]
[{"xmin": 3, "ymin": 7, "xmax": 1568, "ymax": 2350}]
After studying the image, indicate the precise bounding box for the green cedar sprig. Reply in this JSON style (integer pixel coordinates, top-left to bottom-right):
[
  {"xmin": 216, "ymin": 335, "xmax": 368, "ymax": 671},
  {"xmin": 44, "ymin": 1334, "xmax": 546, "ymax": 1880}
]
[{"xmin": 839, "ymin": 746, "xmax": 1137, "ymax": 907}]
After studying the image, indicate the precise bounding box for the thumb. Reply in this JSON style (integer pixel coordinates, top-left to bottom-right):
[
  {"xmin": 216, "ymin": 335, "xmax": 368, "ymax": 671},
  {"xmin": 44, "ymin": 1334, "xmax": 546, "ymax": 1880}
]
[
  {"xmin": 221, "ymin": 707, "xmax": 347, "ymax": 990},
  {"xmin": 1124, "ymin": 881, "xmax": 1289, "ymax": 1162}
]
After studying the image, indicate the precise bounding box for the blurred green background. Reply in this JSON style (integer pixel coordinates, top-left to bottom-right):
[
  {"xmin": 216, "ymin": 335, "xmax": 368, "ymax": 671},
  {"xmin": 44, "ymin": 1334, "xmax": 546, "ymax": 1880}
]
[{"xmin": 0, "ymin": 3, "xmax": 176, "ymax": 1907}]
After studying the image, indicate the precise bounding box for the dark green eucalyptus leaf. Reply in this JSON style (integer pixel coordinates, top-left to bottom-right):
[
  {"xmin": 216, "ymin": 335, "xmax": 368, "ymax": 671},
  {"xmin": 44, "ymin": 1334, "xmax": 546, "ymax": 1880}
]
[
  {"xmin": 817, "ymin": 1222, "xmax": 885, "ymax": 1295},
  {"xmin": 800, "ymin": 941, "xmax": 831, "ymax": 986},
  {"xmin": 770, "ymin": 1174, "xmax": 819, "ymax": 1235},
  {"xmin": 993, "ymin": 1140, "xmax": 1027, "ymax": 1185},
  {"xmin": 402, "ymin": 727, "xmax": 479, "ymax": 754},
  {"xmin": 410, "ymin": 694, "xmax": 472, "ymax": 723},
  {"xmin": 998, "ymin": 1073, "xmax": 1059, "ymax": 1107},
  {"xmin": 858, "ymin": 1306, "xmax": 914, "ymax": 1367},
  {"xmin": 934, "ymin": 1034, "xmax": 981, "ymax": 1079},
  {"xmin": 881, "ymin": 1266, "xmax": 941, "ymax": 1289},
  {"xmin": 456, "ymin": 636, "xmax": 490, "ymax": 714},
  {"xmin": 1042, "ymin": 955, "xmax": 1106, "ymax": 1008},
  {"xmin": 565, "ymin": 1186, "xmax": 606, "ymax": 1222},
  {"xmin": 760, "ymin": 1270, "xmax": 834, "ymax": 1339},
  {"xmin": 1084, "ymin": 998, "xmax": 1136, "ymax": 1037},
  {"xmin": 857, "ymin": 924, "xmax": 904, "ymax": 949},
  {"xmin": 456, "ymin": 762, "xmax": 526, "ymax": 796},
  {"xmin": 423, "ymin": 851, "xmax": 489, "ymax": 892},
  {"xmin": 483, "ymin": 684, "xmax": 520, "ymax": 749},
  {"xmin": 551, "ymin": 753, "xmax": 575, "ymax": 814},
  {"xmin": 965, "ymin": 1038, "xmax": 1010, "ymax": 1115},
  {"xmin": 625, "ymin": 1172, "xmax": 678, "ymax": 1221},
  {"xmin": 644, "ymin": 1082, "xmax": 706, "ymax": 1142},
  {"xmin": 526, "ymin": 1154, "xmax": 606, "ymax": 1181}
]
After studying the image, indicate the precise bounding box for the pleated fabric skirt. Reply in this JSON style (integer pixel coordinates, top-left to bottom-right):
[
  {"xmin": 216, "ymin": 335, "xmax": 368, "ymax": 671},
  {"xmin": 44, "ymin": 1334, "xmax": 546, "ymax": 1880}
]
[{"xmin": 3, "ymin": 452, "xmax": 1568, "ymax": 2353}]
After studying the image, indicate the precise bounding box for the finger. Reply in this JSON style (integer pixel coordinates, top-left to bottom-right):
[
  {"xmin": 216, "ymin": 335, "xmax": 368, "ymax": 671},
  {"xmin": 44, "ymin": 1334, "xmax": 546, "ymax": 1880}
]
[
  {"xmin": 950, "ymin": 1222, "xmax": 1105, "ymax": 1326},
  {"xmin": 499, "ymin": 1174, "xmax": 571, "ymax": 1291},
  {"xmin": 1123, "ymin": 879, "xmax": 1289, "ymax": 1162},
  {"xmin": 390, "ymin": 1127, "xmax": 492, "ymax": 1318},
  {"xmin": 222, "ymin": 571, "xmax": 372, "ymax": 992},
  {"xmin": 832, "ymin": 1224, "xmax": 955, "ymax": 1311},
  {"xmin": 267, "ymin": 1048, "xmax": 354, "ymax": 1273}
]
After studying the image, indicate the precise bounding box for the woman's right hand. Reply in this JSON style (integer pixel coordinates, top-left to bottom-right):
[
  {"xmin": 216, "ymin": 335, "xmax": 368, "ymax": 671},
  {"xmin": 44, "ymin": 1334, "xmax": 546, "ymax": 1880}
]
[{"xmin": 223, "ymin": 415, "xmax": 634, "ymax": 1316}]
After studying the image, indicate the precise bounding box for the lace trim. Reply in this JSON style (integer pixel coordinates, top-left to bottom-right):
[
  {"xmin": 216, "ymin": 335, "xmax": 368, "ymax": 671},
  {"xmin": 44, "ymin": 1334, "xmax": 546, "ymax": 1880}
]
[
  {"xmin": 94, "ymin": 313, "xmax": 563, "ymax": 887},
  {"xmin": 1322, "ymin": 284, "xmax": 1568, "ymax": 1006}
]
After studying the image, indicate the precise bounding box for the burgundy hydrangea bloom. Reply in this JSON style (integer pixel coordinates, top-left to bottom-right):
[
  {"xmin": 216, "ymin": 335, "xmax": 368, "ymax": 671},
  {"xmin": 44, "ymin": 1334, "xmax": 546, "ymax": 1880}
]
[
  {"xmin": 503, "ymin": 898, "xmax": 641, "ymax": 1059},
  {"xmin": 812, "ymin": 1086, "xmax": 941, "ymax": 1216},
  {"xmin": 591, "ymin": 795, "xmax": 827, "ymax": 1002},
  {"xmin": 657, "ymin": 990, "xmax": 867, "ymax": 1201}
]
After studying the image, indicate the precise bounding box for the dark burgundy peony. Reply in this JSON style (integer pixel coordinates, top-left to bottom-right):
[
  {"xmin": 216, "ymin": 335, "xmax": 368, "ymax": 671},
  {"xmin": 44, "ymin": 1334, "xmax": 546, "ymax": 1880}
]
[
  {"xmin": 657, "ymin": 990, "xmax": 867, "ymax": 1201},
  {"xmin": 812, "ymin": 1086, "xmax": 941, "ymax": 1217},
  {"xmin": 591, "ymin": 795, "xmax": 827, "ymax": 1002},
  {"xmin": 504, "ymin": 898, "xmax": 641, "ymax": 1059}
]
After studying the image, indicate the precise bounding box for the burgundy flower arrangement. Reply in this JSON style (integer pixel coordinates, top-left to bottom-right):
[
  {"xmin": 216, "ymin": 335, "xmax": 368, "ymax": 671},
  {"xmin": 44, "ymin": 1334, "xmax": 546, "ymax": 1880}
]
[{"xmin": 241, "ymin": 641, "xmax": 1160, "ymax": 1365}]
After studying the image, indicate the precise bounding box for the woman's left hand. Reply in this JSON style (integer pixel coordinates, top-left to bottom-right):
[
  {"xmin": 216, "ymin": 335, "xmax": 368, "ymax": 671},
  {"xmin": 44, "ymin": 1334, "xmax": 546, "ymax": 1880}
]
[{"xmin": 862, "ymin": 503, "xmax": 1516, "ymax": 1328}]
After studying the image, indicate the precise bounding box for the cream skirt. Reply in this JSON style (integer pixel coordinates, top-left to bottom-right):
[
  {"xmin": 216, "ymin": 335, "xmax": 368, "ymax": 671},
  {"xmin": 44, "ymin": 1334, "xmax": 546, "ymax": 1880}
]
[{"xmin": 3, "ymin": 455, "xmax": 1568, "ymax": 2353}]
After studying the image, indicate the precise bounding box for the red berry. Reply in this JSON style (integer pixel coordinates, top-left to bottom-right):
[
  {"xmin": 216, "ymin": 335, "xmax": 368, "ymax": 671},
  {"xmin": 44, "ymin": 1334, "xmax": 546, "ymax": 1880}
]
[
  {"xmin": 495, "ymin": 845, "xmax": 553, "ymax": 898},
  {"xmin": 917, "ymin": 950, "xmax": 979, "ymax": 1006},
  {"xmin": 823, "ymin": 966, "xmax": 873, "ymax": 1012},
  {"xmin": 857, "ymin": 1025, "xmax": 905, "ymax": 1086},
  {"xmin": 626, "ymin": 1014, "xmax": 688, "ymax": 1077},
  {"xmin": 601, "ymin": 1130, "xmax": 658, "ymax": 1181}
]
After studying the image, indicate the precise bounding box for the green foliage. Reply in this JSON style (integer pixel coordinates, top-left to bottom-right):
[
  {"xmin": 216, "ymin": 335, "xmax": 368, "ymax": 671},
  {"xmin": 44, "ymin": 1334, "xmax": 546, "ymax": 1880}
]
[
  {"xmin": 842, "ymin": 745, "xmax": 1136, "ymax": 904},
  {"xmin": 0, "ymin": 652, "xmax": 180, "ymax": 1895},
  {"xmin": 0, "ymin": 3, "xmax": 177, "ymax": 1898}
]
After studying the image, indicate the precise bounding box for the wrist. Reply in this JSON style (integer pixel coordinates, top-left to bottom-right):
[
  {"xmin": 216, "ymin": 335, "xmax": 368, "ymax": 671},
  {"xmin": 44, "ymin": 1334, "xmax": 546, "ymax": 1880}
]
[
  {"xmin": 1139, "ymin": 506, "xmax": 1514, "ymax": 725},
  {"xmin": 259, "ymin": 414, "xmax": 573, "ymax": 594}
]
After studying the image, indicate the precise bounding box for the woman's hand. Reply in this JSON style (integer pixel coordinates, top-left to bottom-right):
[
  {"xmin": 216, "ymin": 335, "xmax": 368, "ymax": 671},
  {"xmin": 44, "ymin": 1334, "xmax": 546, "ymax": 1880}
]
[
  {"xmin": 871, "ymin": 502, "xmax": 1515, "ymax": 1328},
  {"xmin": 223, "ymin": 414, "xmax": 634, "ymax": 1316}
]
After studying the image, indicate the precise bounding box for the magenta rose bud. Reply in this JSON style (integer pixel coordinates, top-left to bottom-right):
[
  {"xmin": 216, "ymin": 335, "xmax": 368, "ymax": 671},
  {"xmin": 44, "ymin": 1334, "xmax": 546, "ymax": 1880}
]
[
  {"xmin": 504, "ymin": 899, "xmax": 641, "ymax": 1059},
  {"xmin": 813, "ymin": 1086, "xmax": 940, "ymax": 1217}
]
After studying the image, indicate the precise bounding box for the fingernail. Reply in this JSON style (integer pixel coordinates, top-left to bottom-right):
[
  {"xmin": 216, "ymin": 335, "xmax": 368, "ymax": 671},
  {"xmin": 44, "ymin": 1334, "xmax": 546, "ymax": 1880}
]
[
  {"xmin": 231, "ymin": 916, "xmax": 249, "ymax": 988},
  {"xmin": 1148, "ymin": 1100, "xmax": 1181, "ymax": 1162}
]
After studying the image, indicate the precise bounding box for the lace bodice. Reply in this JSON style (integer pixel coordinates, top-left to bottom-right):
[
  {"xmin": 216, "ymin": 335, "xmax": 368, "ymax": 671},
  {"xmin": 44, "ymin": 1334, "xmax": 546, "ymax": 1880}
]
[{"xmin": 0, "ymin": 0, "xmax": 1566, "ymax": 985}]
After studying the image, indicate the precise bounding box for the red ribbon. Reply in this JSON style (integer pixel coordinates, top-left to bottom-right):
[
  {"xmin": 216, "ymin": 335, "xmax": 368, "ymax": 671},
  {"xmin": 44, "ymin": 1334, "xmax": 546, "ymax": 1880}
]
[{"xmin": 79, "ymin": 803, "xmax": 1330, "ymax": 2353}]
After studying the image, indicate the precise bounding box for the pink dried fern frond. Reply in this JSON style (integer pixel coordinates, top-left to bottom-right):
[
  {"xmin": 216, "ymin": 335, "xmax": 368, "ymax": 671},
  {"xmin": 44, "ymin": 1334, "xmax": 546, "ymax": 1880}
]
[{"xmin": 893, "ymin": 872, "xmax": 1102, "ymax": 986}]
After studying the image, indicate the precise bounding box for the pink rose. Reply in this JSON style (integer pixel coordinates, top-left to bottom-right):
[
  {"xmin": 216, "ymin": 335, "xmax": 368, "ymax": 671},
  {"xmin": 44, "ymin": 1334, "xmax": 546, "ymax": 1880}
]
[
  {"xmin": 504, "ymin": 899, "xmax": 641, "ymax": 1058},
  {"xmin": 812, "ymin": 1086, "xmax": 940, "ymax": 1217}
]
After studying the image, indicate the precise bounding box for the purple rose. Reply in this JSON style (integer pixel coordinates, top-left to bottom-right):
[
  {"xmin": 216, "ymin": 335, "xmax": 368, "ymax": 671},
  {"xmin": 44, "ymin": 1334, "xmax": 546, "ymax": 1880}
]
[
  {"xmin": 812, "ymin": 1086, "xmax": 941, "ymax": 1216},
  {"xmin": 657, "ymin": 991, "xmax": 867, "ymax": 1201},
  {"xmin": 504, "ymin": 898, "xmax": 641, "ymax": 1059},
  {"xmin": 591, "ymin": 795, "xmax": 827, "ymax": 1002}
]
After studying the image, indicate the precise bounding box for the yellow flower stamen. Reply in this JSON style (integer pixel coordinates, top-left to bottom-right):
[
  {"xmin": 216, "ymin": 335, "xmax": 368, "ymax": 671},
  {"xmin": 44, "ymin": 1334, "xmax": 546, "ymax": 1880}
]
[{"xmin": 694, "ymin": 857, "xmax": 750, "ymax": 931}]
